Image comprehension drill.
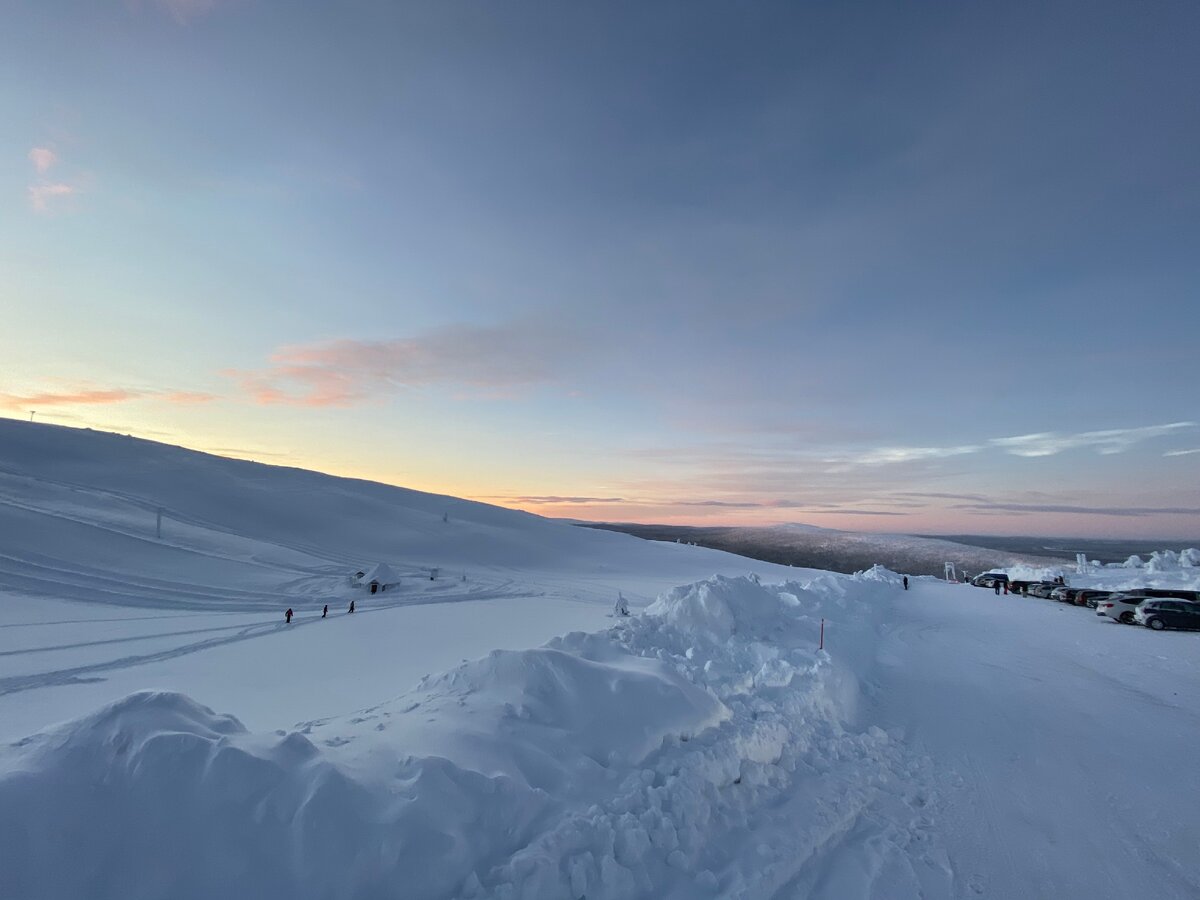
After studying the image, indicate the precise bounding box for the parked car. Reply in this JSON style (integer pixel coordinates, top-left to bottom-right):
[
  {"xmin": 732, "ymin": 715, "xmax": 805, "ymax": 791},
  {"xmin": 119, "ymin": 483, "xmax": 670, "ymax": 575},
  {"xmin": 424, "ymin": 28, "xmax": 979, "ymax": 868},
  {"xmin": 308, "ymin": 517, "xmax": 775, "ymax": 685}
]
[
  {"xmin": 1051, "ymin": 587, "xmax": 1081, "ymax": 603},
  {"xmin": 1028, "ymin": 582, "xmax": 1059, "ymax": 599},
  {"xmin": 1010, "ymin": 580, "xmax": 1036, "ymax": 596},
  {"xmin": 1096, "ymin": 593, "xmax": 1152, "ymax": 624},
  {"xmin": 1137, "ymin": 588, "xmax": 1200, "ymax": 603},
  {"xmin": 1073, "ymin": 589, "xmax": 1112, "ymax": 608},
  {"xmin": 1134, "ymin": 599, "xmax": 1200, "ymax": 631},
  {"xmin": 972, "ymin": 573, "xmax": 1009, "ymax": 588}
]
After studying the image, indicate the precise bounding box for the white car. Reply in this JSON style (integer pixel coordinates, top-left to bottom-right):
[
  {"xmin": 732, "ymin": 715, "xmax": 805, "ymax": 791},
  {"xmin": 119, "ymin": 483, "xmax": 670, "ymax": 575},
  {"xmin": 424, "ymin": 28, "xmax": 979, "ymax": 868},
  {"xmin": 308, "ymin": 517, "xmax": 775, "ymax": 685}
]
[{"xmin": 1095, "ymin": 593, "xmax": 1152, "ymax": 625}]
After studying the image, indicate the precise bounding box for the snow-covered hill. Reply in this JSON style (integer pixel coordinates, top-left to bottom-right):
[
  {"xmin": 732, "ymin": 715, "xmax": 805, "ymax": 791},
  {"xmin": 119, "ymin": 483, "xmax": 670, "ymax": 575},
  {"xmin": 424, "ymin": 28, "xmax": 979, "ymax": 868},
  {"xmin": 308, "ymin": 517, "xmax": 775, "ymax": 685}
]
[
  {"xmin": 0, "ymin": 420, "xmax": 803, "ymax": 737},
  {"xmin": 2, "ymin": 420, "xmax": 1200, "ymax": 900}
]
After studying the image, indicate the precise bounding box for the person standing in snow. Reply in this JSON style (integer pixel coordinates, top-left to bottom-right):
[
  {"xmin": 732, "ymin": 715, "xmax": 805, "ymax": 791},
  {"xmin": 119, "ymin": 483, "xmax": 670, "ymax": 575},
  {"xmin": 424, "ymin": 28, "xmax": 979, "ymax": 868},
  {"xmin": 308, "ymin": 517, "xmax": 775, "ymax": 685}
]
[
  {"xmin": 285, "ymin": 608, "xmax": 293, "ymax": 624},
  {"xmin": 348, "ymin": 599, "xmax": 355, "ymax": 614},
  {"xmin": 903, "ymin": 576, "xmax": 909, "ymax": 591},
  {"xmin": 994, "ymin": 581, "xmax": 1001, "ymax": 595},
  {"xmin": 322, "ymin": 604, "xmax": 328, "ymax": 618}
]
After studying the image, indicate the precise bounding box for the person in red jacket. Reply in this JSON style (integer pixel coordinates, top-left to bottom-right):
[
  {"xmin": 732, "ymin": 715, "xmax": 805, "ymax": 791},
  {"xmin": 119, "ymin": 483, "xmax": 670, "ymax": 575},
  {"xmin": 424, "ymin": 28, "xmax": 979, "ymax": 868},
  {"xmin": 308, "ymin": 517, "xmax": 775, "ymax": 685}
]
[{"xmin": 285, "ymin": 608, "xmax": 293, "ymax": 624}]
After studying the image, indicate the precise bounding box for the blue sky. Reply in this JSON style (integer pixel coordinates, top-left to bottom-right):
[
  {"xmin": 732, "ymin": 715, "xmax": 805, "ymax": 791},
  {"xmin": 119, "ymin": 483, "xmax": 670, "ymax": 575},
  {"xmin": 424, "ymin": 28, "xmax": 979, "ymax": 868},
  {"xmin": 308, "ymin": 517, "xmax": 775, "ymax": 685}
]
[{"xmin": 2, "ymin": 0, "xmax": 1198, "ymax": 537}]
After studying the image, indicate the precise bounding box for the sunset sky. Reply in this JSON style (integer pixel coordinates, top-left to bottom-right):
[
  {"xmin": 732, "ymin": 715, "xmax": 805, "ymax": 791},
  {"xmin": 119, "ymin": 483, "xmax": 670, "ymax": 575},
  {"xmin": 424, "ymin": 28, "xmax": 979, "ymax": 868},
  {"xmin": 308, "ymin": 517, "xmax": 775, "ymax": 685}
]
[{"xmin": 3, "ymin": 1, "xmax": 1198, "ymax": 538}]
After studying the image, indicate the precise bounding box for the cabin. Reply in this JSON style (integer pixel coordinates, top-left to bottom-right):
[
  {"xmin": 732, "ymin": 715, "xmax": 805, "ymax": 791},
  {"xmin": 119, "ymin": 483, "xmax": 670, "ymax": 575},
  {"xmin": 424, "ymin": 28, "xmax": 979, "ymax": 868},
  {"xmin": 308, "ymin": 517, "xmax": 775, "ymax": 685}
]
[{"xmin": 352, "ymin": 562, "xmax": 398, "ymax": 594}]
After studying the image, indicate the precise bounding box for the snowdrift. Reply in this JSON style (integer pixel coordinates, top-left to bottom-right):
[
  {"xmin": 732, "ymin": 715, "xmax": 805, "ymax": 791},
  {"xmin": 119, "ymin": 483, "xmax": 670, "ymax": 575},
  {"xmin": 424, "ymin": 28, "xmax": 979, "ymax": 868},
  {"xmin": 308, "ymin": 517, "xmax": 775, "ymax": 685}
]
[{"xmin": 0, "ymin": 570, "xmax": 909, "ymax": 900}]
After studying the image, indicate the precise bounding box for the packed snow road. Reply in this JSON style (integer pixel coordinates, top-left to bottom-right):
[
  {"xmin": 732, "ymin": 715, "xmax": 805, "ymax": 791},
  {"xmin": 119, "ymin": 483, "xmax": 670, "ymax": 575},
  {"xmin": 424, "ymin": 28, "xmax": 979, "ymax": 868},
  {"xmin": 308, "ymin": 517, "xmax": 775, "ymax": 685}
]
[{"xmin": 835, "ymin": 580, "xmax": 1200, "ymax": 900}]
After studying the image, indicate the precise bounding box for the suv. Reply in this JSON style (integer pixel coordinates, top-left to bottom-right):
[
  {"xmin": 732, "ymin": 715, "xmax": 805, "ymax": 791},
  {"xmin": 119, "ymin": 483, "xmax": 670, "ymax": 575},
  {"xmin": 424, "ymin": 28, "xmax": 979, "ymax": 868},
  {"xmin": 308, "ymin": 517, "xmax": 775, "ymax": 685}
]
[
  {"xmin": 1138, "ymin": 588, "xmax": 1200, "ymax": 603},
  {"xmin": 973, "ymin": 573, "xmax": 1009, "ymax": 588},
  {"xmin": 1096, "ymin": 593, "xmax": 1152, "ymax": 625},
  {"xmin": 1135, "ymin": 600, "xmax": 1200, "ymax": 631}
]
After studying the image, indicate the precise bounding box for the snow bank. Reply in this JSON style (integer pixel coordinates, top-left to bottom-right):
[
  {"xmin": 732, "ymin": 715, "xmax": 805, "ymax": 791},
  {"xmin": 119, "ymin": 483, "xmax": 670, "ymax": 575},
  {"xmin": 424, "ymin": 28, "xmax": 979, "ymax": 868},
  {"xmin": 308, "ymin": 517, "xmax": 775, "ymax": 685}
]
[
  {"xmin": 994, "ymin": 549, "xmax": 1200, "ymax": 592},
  {"xmin": 0, "ymin": 571, "xmax": 907, "ymax": 900}
]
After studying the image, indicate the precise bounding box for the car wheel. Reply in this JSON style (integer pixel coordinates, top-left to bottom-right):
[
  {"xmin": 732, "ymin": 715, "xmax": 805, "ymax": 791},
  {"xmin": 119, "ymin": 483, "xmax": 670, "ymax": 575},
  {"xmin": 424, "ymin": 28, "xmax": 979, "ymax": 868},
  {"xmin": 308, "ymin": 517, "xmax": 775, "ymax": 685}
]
[
  {"xmin": 1148, "ymin": 617, "xmax": 1166, "ymax": 631},
  {"xmin": 1119, "ymin": 611, "xmax": 1135, "ymax": 625}
]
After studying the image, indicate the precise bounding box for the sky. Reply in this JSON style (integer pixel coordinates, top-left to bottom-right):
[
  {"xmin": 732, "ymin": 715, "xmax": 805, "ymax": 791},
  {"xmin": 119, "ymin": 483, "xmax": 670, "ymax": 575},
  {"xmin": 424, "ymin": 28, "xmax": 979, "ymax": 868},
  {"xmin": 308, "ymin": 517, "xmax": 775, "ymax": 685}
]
[{"xmin": 2, "ymin": 0, "xmax": 1198, "ymax": 539}]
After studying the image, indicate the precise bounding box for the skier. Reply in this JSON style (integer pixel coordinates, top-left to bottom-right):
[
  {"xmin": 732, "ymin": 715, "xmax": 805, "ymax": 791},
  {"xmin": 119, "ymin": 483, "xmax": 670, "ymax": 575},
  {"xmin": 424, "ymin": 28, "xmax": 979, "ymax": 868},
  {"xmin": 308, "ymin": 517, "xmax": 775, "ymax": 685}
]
[
  {"xmin": 902, "ymin": 576, "xmax": 909, "ymax": 591},
  {"xmin": 348, "ymin": 599, "xmax": 356, "ymax": 614},
  {"xmin": 285, "ymin": 608, "xmax": 293, "ymax": 624},
  {"xmin": 322, "ymin": 604, "xmax": 328, "ymax": 619}
]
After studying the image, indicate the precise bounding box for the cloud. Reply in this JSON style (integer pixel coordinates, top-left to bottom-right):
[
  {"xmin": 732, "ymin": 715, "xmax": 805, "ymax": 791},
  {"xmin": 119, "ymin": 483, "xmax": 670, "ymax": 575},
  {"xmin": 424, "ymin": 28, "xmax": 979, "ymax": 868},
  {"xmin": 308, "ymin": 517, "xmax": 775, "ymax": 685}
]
[
  {"xmin": 892, "ymin": 491, "xmax": 991, "ymax": 503},
  {"xmin": 27, "ymin": 183, "xmax": 76, "ymax": 213},
  {"xmin": 502, "ymin": 495, "xmax": 628, "ymax": 504},
  {"xmin": 824, "ymin": 444, "xmax": 981, "ymax": 472},
  {"xmin": 163, "ymin": 391, "xmax": 217, "ymax": 404},
  {"xmin": 0, "ymin": 386, "xmax": 218, "ymax": 410},
  {"xmin": 0, "ymin": 388, "xmax": 142, "ymax": 410},
  {"xmin": 991, "ymin": 422, "xmax": 1196, "ymax": 457},
  {"xmin": 227, "ymin": 320, "xmax": 585, "ymax": 407},
  {"xmin": 28, "ymin": 147, "xmax": 56, "ymax": 174},
  {"xmin": 804, "ymin": 509, "xmax": 910, "ymax": 516},
  {"xmin": 951, "ymin": 502, "xmax": 1200, "ymax": 517},
  {"xmin": 1165, "ymin": 448, "xmax": 1200, "ymax": 458},
  {"xmin": 27, "ymin": 145, "xmax": 79, "ymax": 213},
  {"xmin": 848, "ymin": 445, "xmax": 982, "ymax": 466}
]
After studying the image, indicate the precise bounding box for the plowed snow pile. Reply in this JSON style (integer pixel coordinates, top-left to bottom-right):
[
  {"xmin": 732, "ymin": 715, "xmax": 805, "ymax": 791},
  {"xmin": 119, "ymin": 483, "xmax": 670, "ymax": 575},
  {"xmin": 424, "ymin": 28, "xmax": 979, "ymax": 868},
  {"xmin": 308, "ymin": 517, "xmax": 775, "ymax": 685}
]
[{"xmin": 0, "ymin": 570, "xmax": 931, "ymax": 900}]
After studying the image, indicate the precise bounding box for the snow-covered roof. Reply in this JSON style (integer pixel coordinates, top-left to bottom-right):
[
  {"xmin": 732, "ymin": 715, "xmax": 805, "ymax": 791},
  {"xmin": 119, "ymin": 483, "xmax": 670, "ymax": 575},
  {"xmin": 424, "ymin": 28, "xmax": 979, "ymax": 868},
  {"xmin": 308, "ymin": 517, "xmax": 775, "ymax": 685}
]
[{"xmin": 359, "ymin": 562, "xmax": 396, "ymax": 584}]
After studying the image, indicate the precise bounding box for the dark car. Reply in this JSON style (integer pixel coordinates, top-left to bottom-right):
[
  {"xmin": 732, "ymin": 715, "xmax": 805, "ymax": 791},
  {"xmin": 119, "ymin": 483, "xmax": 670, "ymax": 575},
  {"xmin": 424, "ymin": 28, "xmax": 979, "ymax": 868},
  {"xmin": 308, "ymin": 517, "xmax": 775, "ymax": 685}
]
[
  {"xmin": 1052, "ymin": 587, "xmax": 1082, "ymax": 604},
  {"xmin": 1073, "ymin": 589, "xmax": 1112, "ymax": 608},
  {"xmin": 1010, "ymin": 580, "xmax": 1036, "ymax": 596},
  {"xmin": 1135, "ymin": 599, "xmax": 1200, "ymax": 631},
  {"xmin": 973, "ymin": 573, "xmax": 1009, "ymax": 588},
  {"xmin": 1137, "ymin": 588, "xmax": 1200, "ymax": 603}
]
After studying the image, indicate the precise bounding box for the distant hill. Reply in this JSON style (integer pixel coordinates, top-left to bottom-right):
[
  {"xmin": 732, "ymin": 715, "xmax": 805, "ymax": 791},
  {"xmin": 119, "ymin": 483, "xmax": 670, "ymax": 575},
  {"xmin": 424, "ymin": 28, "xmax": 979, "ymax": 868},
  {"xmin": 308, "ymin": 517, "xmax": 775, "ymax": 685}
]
[{"xmin": 579, "ymin": 522, "xmax": 1068, "ymax": 577}]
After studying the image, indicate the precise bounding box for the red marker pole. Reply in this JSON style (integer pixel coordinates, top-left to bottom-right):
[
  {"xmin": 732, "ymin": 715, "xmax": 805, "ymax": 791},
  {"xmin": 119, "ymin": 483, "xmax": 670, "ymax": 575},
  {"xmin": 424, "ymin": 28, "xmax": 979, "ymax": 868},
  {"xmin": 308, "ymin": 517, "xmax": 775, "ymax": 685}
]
[{"xmin": 819, "ymin": 618, "xmax": 825, "ymax": 651}]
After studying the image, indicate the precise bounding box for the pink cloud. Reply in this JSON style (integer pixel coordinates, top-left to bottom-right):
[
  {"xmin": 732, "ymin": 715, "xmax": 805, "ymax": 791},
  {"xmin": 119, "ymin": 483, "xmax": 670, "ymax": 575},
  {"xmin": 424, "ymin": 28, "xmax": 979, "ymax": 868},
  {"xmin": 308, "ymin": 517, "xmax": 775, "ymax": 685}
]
[
  {"xmin": 0, "ymin": 388, "xmax": 142, "ymax": 410},
  {"xmin": 28, "ymin": 147, "xmax": 57, "ymax": 174},
  {"xmin": 226, "ymin": 320, "xmax": 586, "ymax": 407},
  {"xmin": 28, "ymin": 183, "xmax": 75, "ymax": 213},
  {"xmin": 163, "ymin": 391, "xmax": 218, "ymax": 404},
  {"xmin": 0, "ymin": 386, "xmax": 219, "ymax": 410}
]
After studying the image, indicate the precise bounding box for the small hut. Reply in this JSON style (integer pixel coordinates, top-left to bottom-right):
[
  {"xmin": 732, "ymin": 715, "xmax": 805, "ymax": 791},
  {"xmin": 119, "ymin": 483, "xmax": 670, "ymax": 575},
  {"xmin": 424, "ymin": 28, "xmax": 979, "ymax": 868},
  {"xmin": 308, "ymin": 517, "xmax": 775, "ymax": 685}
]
[{"xmin": 354, "ymin": 563, "xmax": 398, "ymax": 594}]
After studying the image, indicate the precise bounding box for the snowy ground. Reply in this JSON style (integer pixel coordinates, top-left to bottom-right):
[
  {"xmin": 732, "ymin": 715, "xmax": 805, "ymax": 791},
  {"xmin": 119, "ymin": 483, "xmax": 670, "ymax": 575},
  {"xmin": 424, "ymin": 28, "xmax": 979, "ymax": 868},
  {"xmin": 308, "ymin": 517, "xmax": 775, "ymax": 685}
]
[
  {"xmin": 855, "ymin": 579, "xmax": 1200, "ymax": 900},
  {"xmin": 2, "ymin": 422, "xmax": 1200, "ymax": 899}
]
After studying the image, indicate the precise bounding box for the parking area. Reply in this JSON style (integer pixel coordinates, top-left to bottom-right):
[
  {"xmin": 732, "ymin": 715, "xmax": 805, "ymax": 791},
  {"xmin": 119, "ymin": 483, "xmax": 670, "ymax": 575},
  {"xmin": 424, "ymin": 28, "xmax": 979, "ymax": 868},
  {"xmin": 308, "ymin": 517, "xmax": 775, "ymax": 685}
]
[{"xmin": 967, "ymin": 572, "xmax": 1200, "ymax": 632}]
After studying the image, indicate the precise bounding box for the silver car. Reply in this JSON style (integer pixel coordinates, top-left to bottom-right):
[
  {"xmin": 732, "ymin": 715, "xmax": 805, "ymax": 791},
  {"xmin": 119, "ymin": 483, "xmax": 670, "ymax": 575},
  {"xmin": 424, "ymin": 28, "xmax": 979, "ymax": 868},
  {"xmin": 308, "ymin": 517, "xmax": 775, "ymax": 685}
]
[{"xmin": 1096, "ymin": 593, "xmax": 1151, "ymax": 625}]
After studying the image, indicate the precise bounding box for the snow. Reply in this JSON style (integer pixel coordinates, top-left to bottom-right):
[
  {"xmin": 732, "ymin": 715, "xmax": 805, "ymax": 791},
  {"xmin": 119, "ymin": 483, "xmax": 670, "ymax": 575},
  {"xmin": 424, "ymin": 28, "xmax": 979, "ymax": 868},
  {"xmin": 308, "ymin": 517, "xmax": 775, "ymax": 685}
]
[
  {"xmin": 3, "ymin": 420, "xmax": 1200, "ymax": 899},
  {"xmin": 354, "ymin": 562, "xmax": 397, "ymax": 585},
  {"xmin": 994, "ymin": 558, "xmax": 1200, "ymax": 592}
]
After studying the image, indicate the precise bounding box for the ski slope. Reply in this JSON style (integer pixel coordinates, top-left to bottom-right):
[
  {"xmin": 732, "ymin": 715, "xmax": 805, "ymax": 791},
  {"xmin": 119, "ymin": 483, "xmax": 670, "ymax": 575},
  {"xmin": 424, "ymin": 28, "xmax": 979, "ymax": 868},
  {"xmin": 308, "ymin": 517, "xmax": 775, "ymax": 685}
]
[
  {"xmin": 2, "ymin": 420, "xmax": 1199, "ymax": 899},
  {"xmin": 0, "ymin": 420, "xmax": 804, "ymax": 738}
]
